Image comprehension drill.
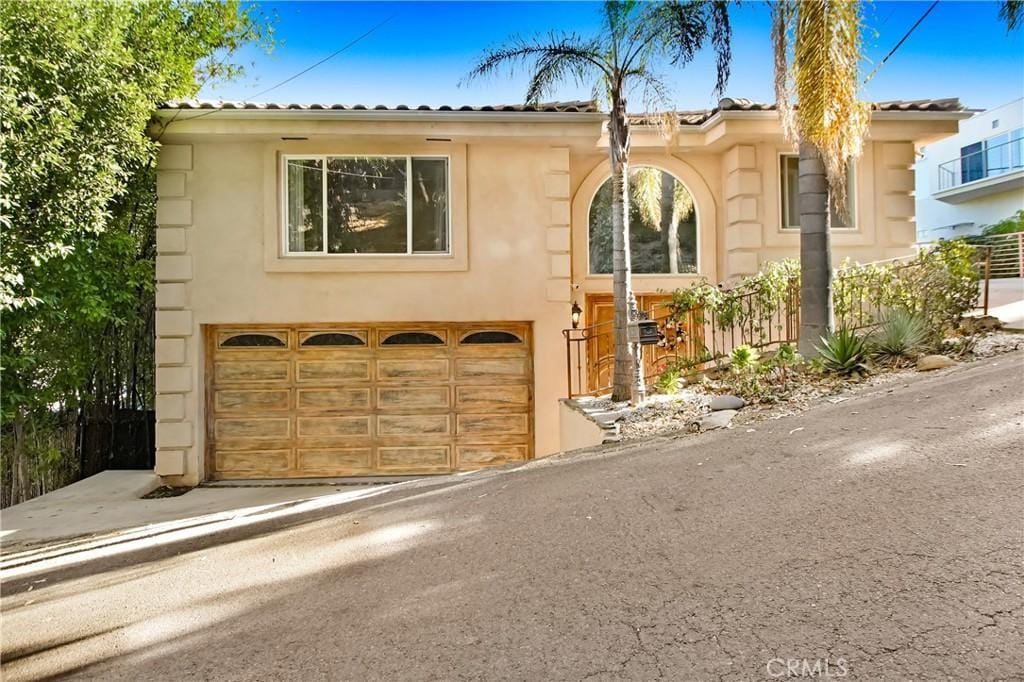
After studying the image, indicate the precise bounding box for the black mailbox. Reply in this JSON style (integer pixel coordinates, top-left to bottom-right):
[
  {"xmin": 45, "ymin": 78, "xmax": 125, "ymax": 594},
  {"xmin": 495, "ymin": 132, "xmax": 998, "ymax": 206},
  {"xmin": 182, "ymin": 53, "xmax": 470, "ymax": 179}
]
[{"xmin": 637, "ymin": 319, "xmax": 661, "ymax": 346}]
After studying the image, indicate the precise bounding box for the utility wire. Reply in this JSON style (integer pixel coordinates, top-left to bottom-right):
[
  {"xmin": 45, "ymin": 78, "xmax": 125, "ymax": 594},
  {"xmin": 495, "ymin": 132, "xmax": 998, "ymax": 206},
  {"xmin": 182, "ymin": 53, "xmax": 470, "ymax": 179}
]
[
  {"xmin": 164, "ymin": 14, "xmax": 396, "ymax": 127},
  {"xmin": 246, "ymin": 14, "xmax": 396, "ymax": 100},
  {"xmin": 864, "ymin": 0, "xmax": 940, "ymax": 84}
]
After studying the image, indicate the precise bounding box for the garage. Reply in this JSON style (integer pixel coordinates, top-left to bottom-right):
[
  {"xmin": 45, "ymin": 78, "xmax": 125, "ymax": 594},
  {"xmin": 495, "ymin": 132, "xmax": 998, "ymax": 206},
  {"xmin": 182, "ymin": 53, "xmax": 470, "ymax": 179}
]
[{"xmin": 205, "ymin": 323, "xmax": 533, "ymax": 479}]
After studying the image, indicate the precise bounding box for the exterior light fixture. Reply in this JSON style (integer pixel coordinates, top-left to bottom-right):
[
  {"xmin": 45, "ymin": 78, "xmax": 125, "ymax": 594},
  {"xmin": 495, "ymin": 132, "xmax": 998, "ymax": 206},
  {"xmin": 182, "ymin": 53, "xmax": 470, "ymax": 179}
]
[{"xmin": 570, "ymin": 301, "xmax": 582, "ymax": 329}]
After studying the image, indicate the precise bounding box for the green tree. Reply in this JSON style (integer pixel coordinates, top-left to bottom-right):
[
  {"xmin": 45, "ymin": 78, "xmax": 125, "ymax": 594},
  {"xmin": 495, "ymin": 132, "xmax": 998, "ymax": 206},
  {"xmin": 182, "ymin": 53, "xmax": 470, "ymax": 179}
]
[
  {"xmin": 466, "ymin": 0, "xmax": 732, "ymax": 403},
  {"xmin": 0, "ymin": 0, "xmax": 270, "ymax": 504},
  {"xmin": 772, "ymin": 0, "xmax": 869, "ymax": 356}
]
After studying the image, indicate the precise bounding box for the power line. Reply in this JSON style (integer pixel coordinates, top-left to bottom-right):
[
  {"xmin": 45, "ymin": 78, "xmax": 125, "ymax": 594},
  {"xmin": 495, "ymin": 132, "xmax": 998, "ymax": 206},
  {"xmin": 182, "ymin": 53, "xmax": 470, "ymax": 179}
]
[
  {"xmin": 246, "ymin": 14, "xmax": 396, "ymax": 101},
  {"xmin": 864, "ymin": 0, "xmax": 940, "ymax": 84},
  {"xmin": 164, "ymin": 14, "xmax": 396, "ymax": 128}
]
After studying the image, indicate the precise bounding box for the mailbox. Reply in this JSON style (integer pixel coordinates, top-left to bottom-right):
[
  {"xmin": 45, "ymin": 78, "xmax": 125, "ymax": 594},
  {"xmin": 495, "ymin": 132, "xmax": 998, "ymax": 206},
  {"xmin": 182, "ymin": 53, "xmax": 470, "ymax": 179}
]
[{"xmin": 637, "ymin": 319, "xmax": 661, "ymax": 346}]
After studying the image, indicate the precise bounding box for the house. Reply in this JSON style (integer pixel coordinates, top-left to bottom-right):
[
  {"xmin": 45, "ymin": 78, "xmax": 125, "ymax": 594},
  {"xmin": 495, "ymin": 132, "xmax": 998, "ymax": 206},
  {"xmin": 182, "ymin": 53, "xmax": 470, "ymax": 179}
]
[
  {"xmin": 150, "ymin": 97, "xmax": 966, "ymax": 485},
  {"xmin": 915, "ymin": 98, "xmax": 1024, "ymax": 240}
]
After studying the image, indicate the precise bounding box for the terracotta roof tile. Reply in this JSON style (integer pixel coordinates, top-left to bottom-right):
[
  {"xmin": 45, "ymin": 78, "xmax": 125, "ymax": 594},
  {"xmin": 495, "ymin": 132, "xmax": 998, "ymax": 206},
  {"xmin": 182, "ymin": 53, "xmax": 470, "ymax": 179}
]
[
  {"xmin": 630, "ymin": 97, "xmax": 965, "ymax": 126},
  {"xmin": 159, "ymin": 99, "xmax": 600, "ymax": 113},
  {"xmin": 160, "ymin": 97, "xmax": 965, "ymax": 123}
]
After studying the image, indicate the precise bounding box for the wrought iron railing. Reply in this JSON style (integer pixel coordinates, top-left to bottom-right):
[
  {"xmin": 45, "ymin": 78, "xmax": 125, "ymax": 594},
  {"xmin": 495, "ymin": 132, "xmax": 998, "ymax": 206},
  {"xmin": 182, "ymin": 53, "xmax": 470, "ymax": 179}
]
[
  {"xmin": 938, "ymin": 136, "xmax": 1024, "ymax": 191},
  {"xmin": 562, "ymin": 277, "xmax": 800, "ymax": 398},
  {"xmin": 563, "ymin": 246, "xmax": 993, "ymax": 398}
]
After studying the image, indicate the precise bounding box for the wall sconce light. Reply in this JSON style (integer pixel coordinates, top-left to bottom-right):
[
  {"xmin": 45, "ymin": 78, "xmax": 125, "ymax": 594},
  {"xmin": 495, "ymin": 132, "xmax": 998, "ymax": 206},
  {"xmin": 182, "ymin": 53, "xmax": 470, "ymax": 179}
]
[{"xmin": 570, "ymin": 301, "xmax": 582, "ymax": 329}]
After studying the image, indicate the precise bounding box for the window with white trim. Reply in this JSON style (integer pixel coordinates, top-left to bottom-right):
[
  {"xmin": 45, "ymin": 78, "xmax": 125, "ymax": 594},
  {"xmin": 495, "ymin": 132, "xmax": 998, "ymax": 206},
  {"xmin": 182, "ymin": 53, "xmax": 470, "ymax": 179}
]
[
  {"xmin": 780, "ymin": 154, "xmax": 855, "ymax": 230},
  {"xmin": 284, "ymin": 155, "xmax": 449, "ymax": 255}
]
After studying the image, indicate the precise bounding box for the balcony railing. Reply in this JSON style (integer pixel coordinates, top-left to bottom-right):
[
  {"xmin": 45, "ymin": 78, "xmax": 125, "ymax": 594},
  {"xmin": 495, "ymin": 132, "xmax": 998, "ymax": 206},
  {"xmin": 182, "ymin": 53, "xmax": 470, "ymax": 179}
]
[{"xmin": 938, "ymin": 136, "xmax": 1024, "ymax": 191}]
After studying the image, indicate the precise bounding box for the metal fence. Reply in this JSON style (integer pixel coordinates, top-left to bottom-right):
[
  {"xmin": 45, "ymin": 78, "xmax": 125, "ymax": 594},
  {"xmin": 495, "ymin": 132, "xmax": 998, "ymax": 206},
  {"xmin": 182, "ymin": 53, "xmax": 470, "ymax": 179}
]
[{"xmin": 563, "ymin": 246, "xmax": 992, "ymax": 398}]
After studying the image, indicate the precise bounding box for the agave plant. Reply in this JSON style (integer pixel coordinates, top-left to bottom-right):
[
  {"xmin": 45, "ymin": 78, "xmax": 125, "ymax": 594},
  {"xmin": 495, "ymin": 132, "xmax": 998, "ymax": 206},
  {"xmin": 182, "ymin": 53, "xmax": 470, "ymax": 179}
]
[
  {"xmin": 871, "ymin": 309, "xmax": 929, "ymax": 362},
  {"xmin": 816, "ymin": 328, "xmax": 868, "ymax": 375}
]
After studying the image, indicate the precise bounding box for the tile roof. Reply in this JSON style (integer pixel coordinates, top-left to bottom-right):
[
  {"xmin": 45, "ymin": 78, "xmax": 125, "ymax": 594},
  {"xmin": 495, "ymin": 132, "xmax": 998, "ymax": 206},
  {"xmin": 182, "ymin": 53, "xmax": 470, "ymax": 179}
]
[
  {"xmin": 159, "ymin": 97, "xmax": 965, "ymax": 124},
  {"xmin": 639, "ymin": 97, "xmax": 966, "ymax": 125},
  {"xmin": 716, "ymin": 96, "xmax": 964, "ymax": 113},
  {"xmin": 159, "ymin": 99, "xmax": 600, "ymax": 113}
]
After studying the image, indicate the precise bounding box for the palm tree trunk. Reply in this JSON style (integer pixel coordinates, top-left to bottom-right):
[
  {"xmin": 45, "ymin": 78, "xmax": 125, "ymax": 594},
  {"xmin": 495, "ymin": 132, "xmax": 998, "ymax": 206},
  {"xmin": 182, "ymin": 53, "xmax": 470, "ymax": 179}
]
[
  {"xmin": 798, "ymin": 140, "xmax": 834, "ymax": 356},
  {"xmin": 660, "ymin": 174, "xmax": 679, "ymax": 274},
  {"xmin": 608, "ymin": 93, "xmax": 643, "ymax": 403}
]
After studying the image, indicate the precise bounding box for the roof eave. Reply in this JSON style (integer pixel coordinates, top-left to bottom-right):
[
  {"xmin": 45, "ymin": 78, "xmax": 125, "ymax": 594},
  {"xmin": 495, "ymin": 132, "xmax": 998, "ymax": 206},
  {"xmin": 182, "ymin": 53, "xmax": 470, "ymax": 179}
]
[{"xmin": 152, "ymin": 108, "xmax": 609, "ymax": 124}]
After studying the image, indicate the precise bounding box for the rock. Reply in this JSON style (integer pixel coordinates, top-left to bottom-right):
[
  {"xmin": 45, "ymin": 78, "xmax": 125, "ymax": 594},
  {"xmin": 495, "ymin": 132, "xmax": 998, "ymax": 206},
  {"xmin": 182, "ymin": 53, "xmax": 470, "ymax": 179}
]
[
  {"xmin": 916, "ymin": 354, "xmax": 956, "ymax": 371},
  {"xmin": 960, "ymin": 315, "xmax": 1003, "ymax": 334},
  {"xmin": 690, "ymin": 409, "xmax": 738, "ymax": 432},
  {"xmin": 709, "ymin": 395, "xmax": 746, "ymax": 411}
]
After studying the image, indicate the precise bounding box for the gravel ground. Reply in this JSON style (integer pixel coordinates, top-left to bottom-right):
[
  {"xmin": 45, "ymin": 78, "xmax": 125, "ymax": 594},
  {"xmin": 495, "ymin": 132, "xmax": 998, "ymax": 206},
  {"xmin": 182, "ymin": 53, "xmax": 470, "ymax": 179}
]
[
  {"xmin": 972, "ymin": 331, "xmax": 1024, "ymax": 357},
  {"xmin": 605, "ymin": 331, "xmax": 1024, "ymax": 439}
]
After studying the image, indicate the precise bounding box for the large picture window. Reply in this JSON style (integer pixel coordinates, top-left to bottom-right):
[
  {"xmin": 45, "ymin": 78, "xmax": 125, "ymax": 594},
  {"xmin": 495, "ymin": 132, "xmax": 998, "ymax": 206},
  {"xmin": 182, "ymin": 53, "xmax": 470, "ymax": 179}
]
[
  {"xmin": 284, "ymin": 155, "xmax": 449, "ymax": 255},
  {"xmin": 588, "ymin": 167, "xmax": 698, "ymax": 275},
  {"xmin": 780, "ymin": 154, "xmax": 855, "ymax": 230}
]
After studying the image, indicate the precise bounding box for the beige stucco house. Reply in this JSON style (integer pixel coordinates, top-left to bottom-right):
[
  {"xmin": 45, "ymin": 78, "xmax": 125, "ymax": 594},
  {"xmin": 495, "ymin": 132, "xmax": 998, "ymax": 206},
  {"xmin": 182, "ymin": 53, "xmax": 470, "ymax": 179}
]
[{"xmin": 150, "ymin": 97, "xmax": 966, "ymax": 485}]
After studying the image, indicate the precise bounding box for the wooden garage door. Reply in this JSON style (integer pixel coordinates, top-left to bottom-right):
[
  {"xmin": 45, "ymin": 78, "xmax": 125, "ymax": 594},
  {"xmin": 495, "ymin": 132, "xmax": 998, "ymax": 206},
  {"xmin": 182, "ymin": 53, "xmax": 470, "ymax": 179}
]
[{"xmin": 205, "ymin": 323, "xmax": 533, "ymax": 479}]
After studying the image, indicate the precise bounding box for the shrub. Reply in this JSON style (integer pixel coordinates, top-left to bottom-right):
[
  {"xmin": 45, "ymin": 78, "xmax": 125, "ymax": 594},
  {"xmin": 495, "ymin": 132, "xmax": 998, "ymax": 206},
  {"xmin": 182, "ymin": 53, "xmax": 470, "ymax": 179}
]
[
  {"xmin": 833, "ymin": 240, "xmax": 979, "ymax": 335},
  {"xmin": 871, "ymin": 309, "xmax": 929, "ymax": 361},
  {"xmin": 816, "ymin": 328, "xmax": 869, "ymax": 375},
  {"xmin": 769, "ymin": 342, "xmax": 801, "ymax": 386},
  {"xmin": 655, "ymin": 363, "xmax": 683, "ymax": 394},
  {"xmin": 981, "ymin": 210, "xmax": 1024, "ymax": 236},
  {"xmin": 729, "ymin": 344, "xmax": 759, "ymax": 371}
]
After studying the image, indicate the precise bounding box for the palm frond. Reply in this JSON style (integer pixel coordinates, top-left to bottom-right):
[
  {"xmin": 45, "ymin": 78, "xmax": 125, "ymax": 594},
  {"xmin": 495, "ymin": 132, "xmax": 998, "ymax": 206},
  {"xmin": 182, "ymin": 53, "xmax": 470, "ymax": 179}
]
[
  {"xmin": 462, "ymin": 33, "xmax": 609, "ymax": 100},
  {"xmin": 771, "ymin": 0, "xmax": 797, "ymax": 142},
  {"xmin": 632, "ymin": 167, "xmax": 694, "ymax": 229},
  {"xmin": 792, "ymin": 0, "xmax": 869, "ymax": 216},
  {"xmin": 1001, "ymin": 0, "xmax": 1023, "ymax": 30},
  {"xmin": 632, "ymin": 167, "xmax": 663, "ymax": 228},
  {"xmin": 708, "ymin": 0, "xmax": 733, "ymax": 96},
  {"xmin": 672, "ymin": 179, "xmax": 694, "ymax": 224}
]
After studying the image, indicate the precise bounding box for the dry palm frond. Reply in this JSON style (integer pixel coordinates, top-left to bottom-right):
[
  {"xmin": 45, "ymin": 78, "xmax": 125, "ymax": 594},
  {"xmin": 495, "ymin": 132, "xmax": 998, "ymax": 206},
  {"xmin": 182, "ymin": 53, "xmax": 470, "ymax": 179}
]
[
  {"xmin": 771, "ymin": 0, "xmax": 797, "ymax": 143},
  {"xmin": 632, "ymin": 167, "xmax": 694, "ymax": 230},
  {"xmin": 632, "ymin": 167, "xmax": 663, "ymax": 227},
  {"xmin": 791, "ymin": 0, "xmax": 870, "ymax": 217},
  {"xmin": 671, "ymin": 180, "xmax": 694, "ymax": 225}
]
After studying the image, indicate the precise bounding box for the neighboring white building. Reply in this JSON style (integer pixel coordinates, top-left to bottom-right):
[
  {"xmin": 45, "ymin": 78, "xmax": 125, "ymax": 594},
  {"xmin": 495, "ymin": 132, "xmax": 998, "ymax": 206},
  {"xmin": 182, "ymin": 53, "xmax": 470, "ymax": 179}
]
[{"xmin": 915, "ymin": 98, "xmax": 1024, "ymax": 241}]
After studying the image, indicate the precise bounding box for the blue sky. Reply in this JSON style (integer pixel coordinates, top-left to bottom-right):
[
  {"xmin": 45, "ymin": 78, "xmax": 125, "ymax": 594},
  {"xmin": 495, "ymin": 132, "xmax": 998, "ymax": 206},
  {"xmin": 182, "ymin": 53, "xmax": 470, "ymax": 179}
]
[{"xmin": 200, "ymin": 1, "xmax": 1024, "ymax": 112}]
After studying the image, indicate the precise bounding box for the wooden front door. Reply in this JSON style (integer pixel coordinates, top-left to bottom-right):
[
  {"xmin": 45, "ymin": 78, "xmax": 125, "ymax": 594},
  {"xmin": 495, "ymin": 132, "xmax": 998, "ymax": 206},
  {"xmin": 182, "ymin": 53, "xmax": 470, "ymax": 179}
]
[
  {"xmin": 205, "ymin": 323, "xmax": 533, "ymax": 479},
  {"xmin": 585, "ymin": 294, "xmax": 674, "ymax": 393}
]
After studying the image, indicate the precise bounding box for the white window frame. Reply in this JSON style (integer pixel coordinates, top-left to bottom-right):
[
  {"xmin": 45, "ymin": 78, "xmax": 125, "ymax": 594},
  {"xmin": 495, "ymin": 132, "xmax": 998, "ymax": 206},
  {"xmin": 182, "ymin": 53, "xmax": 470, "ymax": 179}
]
[
  {"xmin": 778, "ymin": 152, "xmax": 857, "ymax": 232},
  {"xmin": 281, "ymin": 154, "xmax": 452, "ymax": 257}
]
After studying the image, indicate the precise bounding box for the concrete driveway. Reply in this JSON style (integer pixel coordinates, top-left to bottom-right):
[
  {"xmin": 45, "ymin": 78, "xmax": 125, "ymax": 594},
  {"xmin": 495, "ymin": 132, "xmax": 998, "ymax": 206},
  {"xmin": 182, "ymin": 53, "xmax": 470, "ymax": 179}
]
[{"xmin": 2, "ymin": 354, "xmax": 1022, "ymax": 681}]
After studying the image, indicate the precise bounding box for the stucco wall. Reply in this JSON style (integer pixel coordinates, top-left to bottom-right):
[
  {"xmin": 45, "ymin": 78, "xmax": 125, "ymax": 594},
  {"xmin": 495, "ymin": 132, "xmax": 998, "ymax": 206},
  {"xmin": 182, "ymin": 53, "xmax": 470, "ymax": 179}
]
[
  {"xmin": 719, "ymin": 140, "xmax": 918, "ymax": 280},
  {"xmin": 153, "ymin": 119, "xmax": 939, "ymax": 484},
  {"xmin": 154, "ymin": 139, "xmax": 577, "ymax": 484}
]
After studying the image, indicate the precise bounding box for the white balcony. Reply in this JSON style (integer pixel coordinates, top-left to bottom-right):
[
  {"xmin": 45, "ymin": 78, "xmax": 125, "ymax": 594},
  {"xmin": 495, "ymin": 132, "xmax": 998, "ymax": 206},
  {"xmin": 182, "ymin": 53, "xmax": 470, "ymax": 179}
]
[{"xmin": 934, "ymin": 136, "xmax": 1024, "ymax": 204}]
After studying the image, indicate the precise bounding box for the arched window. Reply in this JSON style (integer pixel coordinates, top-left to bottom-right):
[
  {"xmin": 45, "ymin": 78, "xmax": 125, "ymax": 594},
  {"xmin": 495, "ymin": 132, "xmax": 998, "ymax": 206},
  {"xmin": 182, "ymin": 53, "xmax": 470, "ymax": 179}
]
[
  {"xmin": 381, "ymin": 331, "xmax": 445, "ymax": 346},
  {"xmin": 220, "ymin": 333, "xmax": 287, "ymax": 348},
  {"xmin": 460, "ymin": 331, "xmax": 522, "ymax": 344},
  {"xmin": 301, "ymin": 333, "xmax": 365, "ymax": 347},
  {"xmin": 588, "ymin": 167, "xmax": 697, "ymax": 275}
]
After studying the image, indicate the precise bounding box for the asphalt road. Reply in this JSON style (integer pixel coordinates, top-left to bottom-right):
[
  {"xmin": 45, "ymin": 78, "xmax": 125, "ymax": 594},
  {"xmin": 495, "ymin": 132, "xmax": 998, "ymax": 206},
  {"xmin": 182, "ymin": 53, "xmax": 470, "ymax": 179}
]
[{"xmin": 3, "ymin": 354, "xmax": 1023, "ymax": 681}]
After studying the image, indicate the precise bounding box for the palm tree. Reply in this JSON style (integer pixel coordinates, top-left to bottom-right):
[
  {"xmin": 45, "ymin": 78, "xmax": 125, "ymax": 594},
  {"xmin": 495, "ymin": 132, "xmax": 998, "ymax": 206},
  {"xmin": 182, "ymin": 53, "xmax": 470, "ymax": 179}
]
[
  {"xmin": 466, "ymin": 0, "xmax": 732, "ymax": 403},
  {"xmin": 772, "ymin": 0, "xmax": 869, "ymax": 356},
  {"xmin": 1001, "ymin": 0, "xmax": 1023, "ymax": 29}
]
